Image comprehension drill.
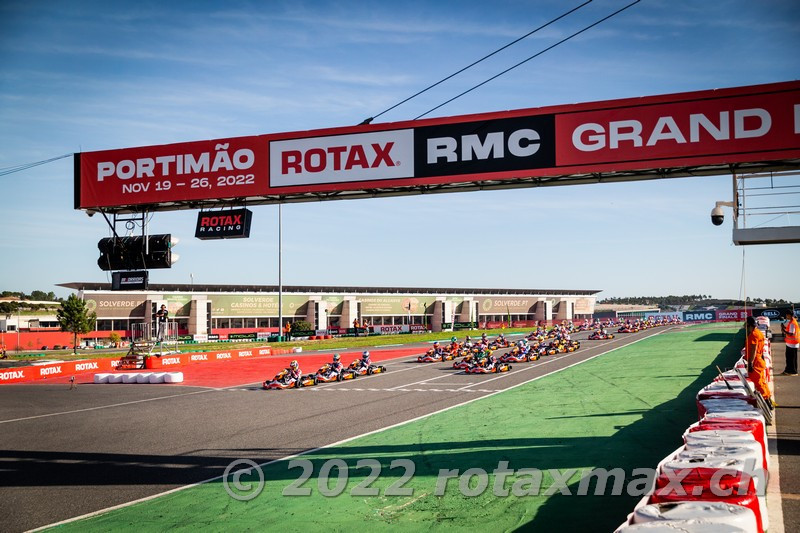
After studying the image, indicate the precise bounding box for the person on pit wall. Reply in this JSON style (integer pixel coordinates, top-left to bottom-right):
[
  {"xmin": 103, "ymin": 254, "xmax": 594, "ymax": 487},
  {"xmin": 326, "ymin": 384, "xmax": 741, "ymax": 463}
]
[{"xmin": 745, "ymin": 316, "xmax": 774, "ymax": 407}]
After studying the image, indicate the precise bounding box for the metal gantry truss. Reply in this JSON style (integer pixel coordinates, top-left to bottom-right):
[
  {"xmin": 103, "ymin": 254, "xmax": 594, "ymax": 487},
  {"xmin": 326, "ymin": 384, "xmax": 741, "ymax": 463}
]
[{"xmin": 731, "ymin": 169, "xmax": 800, "ymax": 245}]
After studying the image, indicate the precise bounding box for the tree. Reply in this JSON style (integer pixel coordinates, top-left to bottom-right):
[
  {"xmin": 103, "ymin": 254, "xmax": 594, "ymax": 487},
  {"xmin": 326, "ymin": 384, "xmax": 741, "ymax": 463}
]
[{"xmin": 57, "ymin": 294, "xmax": 96, "ymax": 354}]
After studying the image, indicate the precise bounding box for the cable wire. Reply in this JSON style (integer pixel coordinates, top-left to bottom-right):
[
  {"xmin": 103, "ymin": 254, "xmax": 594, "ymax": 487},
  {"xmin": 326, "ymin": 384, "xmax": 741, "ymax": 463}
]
[
  {"xmin": 0, "ymin": 153, "xmax": 74, "ymax": 177},
  {"xmin": 415, "ymin": 0, "xmax": 642, "ymax": 120},
  {"xmin": 359, "ymin": 0, "xmax": 594, "ymax": 125}
]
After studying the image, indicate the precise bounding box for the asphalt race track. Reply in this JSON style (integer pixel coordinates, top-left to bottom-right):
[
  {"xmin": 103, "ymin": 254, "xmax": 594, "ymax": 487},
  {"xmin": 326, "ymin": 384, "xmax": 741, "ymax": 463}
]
[{"xmin": 0, "ymin": 327, "xmax": 672, "ymax": 532}]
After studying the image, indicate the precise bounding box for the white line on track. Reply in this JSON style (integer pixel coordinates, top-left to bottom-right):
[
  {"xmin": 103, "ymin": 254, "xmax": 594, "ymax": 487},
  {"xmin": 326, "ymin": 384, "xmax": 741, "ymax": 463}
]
[
  {"xmin": 385, "ymin": 372, "xmax": 455, "ymax": 391},
  {"xmin": 35, "ymin": 328, "xmax": 672, "ymax": 531},
  {"xmin": 0, "ymin": 389, "xmax": 215, "ymax": 425},
  {"xmin": 0, "ymin": 355, "xmax": 419, "ymax": 423}
]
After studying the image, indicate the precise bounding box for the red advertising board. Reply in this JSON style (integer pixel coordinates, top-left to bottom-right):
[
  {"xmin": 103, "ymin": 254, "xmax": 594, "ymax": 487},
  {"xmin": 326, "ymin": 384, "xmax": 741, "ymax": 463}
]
[
  {"xmin": 716, "ymin": 309, "xmax": 750, "ymax": 321},
  {"xmin": 75, "ymin": 81, "xmax": 800, "ymax": 211},
  {"xmin": 0, "ymin": 346, "xmax": 277, "ymax": 384}
]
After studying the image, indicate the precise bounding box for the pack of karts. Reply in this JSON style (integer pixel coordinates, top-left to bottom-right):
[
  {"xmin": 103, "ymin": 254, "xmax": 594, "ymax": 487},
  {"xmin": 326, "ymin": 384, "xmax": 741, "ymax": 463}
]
[
  {"xmin": 349, "ymin": 359, "xmax": 387, "ymax": 376},
  {"xmin": 314, "ymin": 363, "xmax": 357, "ymax": 383},
  {"xmin": 588, "ymin": 331, "xmax": 615, "ymax": 340},
  {"xmin": 263, "ymin": 369, "xmax": 318, "ymax": 390}
]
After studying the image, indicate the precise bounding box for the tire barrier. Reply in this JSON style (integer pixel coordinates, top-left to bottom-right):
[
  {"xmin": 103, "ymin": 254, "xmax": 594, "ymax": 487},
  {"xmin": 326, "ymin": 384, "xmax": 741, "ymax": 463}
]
[
  {"xmin": 616, "ymin": 339, "xmax": 774, "ymax": 533},
  {"xmin": 630, "ymin": 502, "xmax": 758, "ymax": 531},
  {"xmin": 93, "ymin": 371, "xmax": 183, "ymax": 384}
]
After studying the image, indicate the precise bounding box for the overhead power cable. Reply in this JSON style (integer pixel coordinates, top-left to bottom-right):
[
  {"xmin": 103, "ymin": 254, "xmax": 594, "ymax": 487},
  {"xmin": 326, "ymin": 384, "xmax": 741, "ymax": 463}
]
[
  {"xmin": 0, "ymin": 153, "xmax": 74, "ymax": 177},
  {"xmin": 358, "ymin": 0, "xmax": 594, "ymax": 125},
  {"xmin": 414, "ymin": 0, "xmax": 642, "ymax": 120}
]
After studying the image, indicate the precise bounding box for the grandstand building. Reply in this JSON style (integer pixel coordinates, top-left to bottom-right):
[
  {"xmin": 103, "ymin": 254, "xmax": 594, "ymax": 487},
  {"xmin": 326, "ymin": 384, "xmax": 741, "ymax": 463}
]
[{"xmin": 58, "ymin": 282, "xmax": 601, "ymax": 337}]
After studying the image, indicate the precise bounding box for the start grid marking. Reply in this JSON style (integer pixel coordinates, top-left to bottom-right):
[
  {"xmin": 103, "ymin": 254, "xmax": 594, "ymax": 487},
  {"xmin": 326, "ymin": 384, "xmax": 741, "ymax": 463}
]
[{"xmin": 308, "ymin": 387, "xmax": 502, "ymax": 393}]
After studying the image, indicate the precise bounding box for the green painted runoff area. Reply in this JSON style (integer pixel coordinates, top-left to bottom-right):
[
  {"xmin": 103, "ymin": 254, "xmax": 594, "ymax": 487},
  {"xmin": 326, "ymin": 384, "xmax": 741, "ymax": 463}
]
[{"xmin": 53, "ymin": 324, "xmax": 743, "ymax": 532}]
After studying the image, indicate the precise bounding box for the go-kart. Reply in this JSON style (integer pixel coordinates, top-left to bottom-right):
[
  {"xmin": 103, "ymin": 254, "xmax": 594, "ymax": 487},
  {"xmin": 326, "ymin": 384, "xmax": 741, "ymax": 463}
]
[
  {"xmin": 452, "ymin": 354, "xmax": 475, "ymax": 370},
  {"xmin": 617, "ymin": 325, "xmax": 638, "ymax": 333},
  {"xmin": 488, "ymin": 338, "xmax": 510, "ymax": 350},
  {"xmin": 498, "ymin": 347, "xmax": 537, "ymax": 363},
  {"xmin": 314, "ymin": 363, "xmax": 357, "ymax": 383},
  {"xmin": 464, "ymin": 361, "xmax": 512, "ymax": 374},
  {"xmin": 349, "ymin": 359, "xmax": 387, "ymax": 376},
  {"xmin": 470, "ymin": 345, "xmax": 493, "ymax": 355},
  {"xmin": 263, "ymin": 369, "xmax": 317, "ymax": 390},
  {"xmin": 588, "ymin": 331, "xmax": 615, "ymax": 340},
  {"xmin": 417, "ymin": 349, "xmax": 456, "ymax": 363}
]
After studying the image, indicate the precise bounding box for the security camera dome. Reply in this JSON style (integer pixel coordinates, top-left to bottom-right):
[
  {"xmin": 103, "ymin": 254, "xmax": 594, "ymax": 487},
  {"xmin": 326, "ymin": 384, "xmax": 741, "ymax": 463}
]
[{"xmin": 710, "ymin": 206, "xmax": 724, "ymax": 226}]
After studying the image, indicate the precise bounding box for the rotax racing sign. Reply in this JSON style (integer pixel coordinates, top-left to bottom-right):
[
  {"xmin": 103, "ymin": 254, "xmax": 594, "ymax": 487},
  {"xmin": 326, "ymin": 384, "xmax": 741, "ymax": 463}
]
[
  {"xmin": 195, "ymin": 208, "xmax": 253, "ymax": 240},
  {"xmin": 75, "ymin": 81, "xmax": 800, "ymax": 211}
]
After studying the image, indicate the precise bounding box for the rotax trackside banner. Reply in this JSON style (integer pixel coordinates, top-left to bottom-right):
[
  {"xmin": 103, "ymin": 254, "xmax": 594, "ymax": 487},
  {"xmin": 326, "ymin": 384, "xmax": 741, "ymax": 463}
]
[{"xmin": 76, "ymin": 80, "xmax": 800, "ymax": 210}]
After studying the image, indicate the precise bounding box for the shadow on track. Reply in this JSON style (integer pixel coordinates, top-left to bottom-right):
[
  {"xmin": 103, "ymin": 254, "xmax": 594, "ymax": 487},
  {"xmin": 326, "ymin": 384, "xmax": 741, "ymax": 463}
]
[{"xmin": 515, "ymin": 328, "xmax": 745, "ymax": 532}]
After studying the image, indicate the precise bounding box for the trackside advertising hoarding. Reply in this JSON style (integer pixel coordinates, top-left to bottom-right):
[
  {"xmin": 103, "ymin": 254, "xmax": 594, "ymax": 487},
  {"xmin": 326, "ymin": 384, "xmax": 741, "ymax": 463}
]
[
  {"xmin": 682, "ymin": 310, "xmax": 717, "ymax": 322},
  {"xmin": 75, "ymin": 81, "xmax": 800, "ymax": 211}
]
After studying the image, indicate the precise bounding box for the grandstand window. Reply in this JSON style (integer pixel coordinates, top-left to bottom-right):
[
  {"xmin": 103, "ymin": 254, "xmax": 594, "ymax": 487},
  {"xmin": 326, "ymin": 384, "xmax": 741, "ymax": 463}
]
[{"xmin": 96, "ymin": 320, "xmax": 114, "ymax": 331}]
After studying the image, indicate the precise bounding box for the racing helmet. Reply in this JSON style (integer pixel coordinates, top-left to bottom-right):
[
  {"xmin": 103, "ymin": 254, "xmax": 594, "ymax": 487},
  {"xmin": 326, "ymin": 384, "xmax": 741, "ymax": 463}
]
[
  {"xmin": 451, "ymin": 336, "xmax": 457, "ymax": 343},
  {"xmin": 290, "ymin": 360, "xmax": 298, "ymax": 369},
  {"xmin": 362, "ymin": 350, "xmax": 370, "ymax": 359},
  {"xmin": 433, "ymin": 341, "xmax": 439, "ymax": 346},
  {"xmin": 333, "ymin": 353, "xmax": 340, "ymax": 361}
]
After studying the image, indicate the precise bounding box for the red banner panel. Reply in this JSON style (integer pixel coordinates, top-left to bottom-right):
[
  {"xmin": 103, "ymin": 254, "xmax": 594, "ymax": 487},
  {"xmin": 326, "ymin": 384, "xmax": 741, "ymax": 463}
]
[
  {"xmin": 75, "ymin": 81, "xmax": 800, "ymax": 211},
  {"xmin": 556, "ymin": 88, "xmax": 799, "ymax": 166},
  {"xmin": 78, "ymin": 135, "xmax": 266, "ymax": 209}
]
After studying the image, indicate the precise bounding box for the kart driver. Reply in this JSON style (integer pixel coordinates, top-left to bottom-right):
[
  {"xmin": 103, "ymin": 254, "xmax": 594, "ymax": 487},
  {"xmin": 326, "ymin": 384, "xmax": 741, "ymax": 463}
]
[
  {"xmin": 358, "ymin": 350, "xmax": 372, "ymax": 371},
  {"xmin": 449, "ymin": 336, "xmax": 460, "ymax": 352},
  {"xmin": 328, "ymin": 353, "xmax": 344, "ymax": 377},
  {"xmin": 431, "ymin": 341, "xmax": 444, "ymax": 356},
  {"xmin": 286, "ymin": 360, "xmax": 302, "ymax": 384}
]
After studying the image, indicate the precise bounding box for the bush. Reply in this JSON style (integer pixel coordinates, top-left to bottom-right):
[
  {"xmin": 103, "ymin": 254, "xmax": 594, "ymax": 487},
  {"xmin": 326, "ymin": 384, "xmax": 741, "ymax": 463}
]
[
  {"xmin": 109, "ymin": 332, "xmax": 122, "ymax": 347},
  {"xmin": 291, "ymin": 320, "xmax": 314, "ymax": 333}
]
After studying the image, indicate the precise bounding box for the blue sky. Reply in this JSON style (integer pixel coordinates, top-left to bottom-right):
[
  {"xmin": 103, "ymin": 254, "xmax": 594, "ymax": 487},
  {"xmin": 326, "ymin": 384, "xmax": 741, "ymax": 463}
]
[{"xmin": 1, "ymin": 0, "xmax": 798, "ymax": 301}]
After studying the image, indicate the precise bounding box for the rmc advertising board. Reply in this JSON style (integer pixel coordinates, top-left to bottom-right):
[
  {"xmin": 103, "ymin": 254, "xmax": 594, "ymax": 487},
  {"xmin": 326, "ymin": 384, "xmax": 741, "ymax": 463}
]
[{"xmin": 75, "ymin": 81, "xmax": 800, "ymax": 212}]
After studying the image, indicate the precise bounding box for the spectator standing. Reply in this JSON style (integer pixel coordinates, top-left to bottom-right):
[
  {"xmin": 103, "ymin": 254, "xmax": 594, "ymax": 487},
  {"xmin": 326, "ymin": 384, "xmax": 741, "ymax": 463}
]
[
  {"xmin": 284, "ymin": 322, "xmax": 292, "ymax": 341},
  {"xmin": 780, "ymin": 309, "xmax": 798, "ymax": 375},
  {"xmin": 156, "ymin": 304, "xmax": 168, "ymax": 341}
]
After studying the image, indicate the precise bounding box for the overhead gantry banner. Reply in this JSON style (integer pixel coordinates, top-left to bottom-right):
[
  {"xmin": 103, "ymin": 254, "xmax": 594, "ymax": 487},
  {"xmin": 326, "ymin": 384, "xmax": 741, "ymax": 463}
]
[{"xmin": 76, "ymin": 80, "xmax": 800, "ymax": 213}]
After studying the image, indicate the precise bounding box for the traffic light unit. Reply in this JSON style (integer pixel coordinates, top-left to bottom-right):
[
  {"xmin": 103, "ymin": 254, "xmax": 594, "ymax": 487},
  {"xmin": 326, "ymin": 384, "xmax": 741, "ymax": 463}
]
[{"xmin": 97, "ymin": 234, "xmax": 179, "ymax": 271}]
